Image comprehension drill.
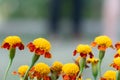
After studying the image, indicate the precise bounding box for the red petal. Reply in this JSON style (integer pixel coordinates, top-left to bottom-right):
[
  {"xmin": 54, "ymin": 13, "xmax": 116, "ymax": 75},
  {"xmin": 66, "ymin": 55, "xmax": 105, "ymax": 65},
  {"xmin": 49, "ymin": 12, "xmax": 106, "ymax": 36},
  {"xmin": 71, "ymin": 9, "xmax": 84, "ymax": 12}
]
[
  {"xmin": 12, "ymin": 71, "xmax": 18, "ymax": 75},
  {"xmin": 27, "ymin": 42, "xmax": 36, "ymax": 52},
  {"xmin": 89, "ymin": 52, "xmax": 94, "ymax": 58},
  {"xmin": 63, "ymin": 75, "xmax": 70, "ymax": 80},
  {"xmin": 36, "ymin": 49, "xmax": 45, "ymax": 55},
  {"xmin": 98, "ymin": 45, "xmax": 106, "ymax": 51},
  {"xmin": 80, "ymin": 53, "xmax": 87, "ymax": 58},
  {"xmin": 44, "ymin": 52, "xmax": 52, "ymax": 58},
  {"xmin": 91, "ymin": 42, "xmax": 97, "ymax": 47},
  {"xmin": 39, "ymin": 49, "xmax": 45, "ymax": 55},
  {"xmin": 2, "ymin": 43, "xmax": 10, "ymax": 50},
  {"xmin": 19, "ymin": 43, "xmax": 24, "ymax": 50},
  {"xmin": 115, "ymin": 42, "xmax": 120, "ymax": 50},
  {"xmin": 73, "ymin": 50, "xmax": 77, "ymax": 56},
  {"xmin": 114, "ymin": 54, "xmax": 119, "ymax": 58},
  {"xmin": 35, "ymin": 48, "xmax": 41, "ymax": 55}
]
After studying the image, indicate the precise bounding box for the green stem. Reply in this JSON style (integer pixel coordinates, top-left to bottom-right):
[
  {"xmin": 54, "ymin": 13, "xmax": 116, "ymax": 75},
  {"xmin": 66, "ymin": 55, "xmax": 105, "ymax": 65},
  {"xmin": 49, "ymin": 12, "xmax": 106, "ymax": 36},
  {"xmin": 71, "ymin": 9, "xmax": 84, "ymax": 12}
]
[
  {"xmin": 3, "ymin": 59, "xmax": 13, "ymax": 80},
  {"xmin": 116, "ymin": 70, "xmax": 120, "ymax": 80},
  {"xmin": 94, "ymin": 77, "xmax": 97, "ymax": 80},
  {"xmin": 51, "ymin": 72, "xmax": 57, "ymax": 80},
  {"xmin": 23, "ymin": 54, "xmax": 40, "ymax": 80},
  {"xmin": 98, "ymin": 60, "xmax": 102, "ymax": 78},
  {"xmin": 76, "ymin": 58, "xmax": 86, "ymax": 80},
  {"xmin": 98, "ymin": 50, "xmax": 105, "ymax": 78},
  {"xmin": 92, "ymin": 64, "xmax": 98, "ymax": 80},
  {"xmin": 3, "ymin": 48, "xmax": 16, "ymax": 80}
]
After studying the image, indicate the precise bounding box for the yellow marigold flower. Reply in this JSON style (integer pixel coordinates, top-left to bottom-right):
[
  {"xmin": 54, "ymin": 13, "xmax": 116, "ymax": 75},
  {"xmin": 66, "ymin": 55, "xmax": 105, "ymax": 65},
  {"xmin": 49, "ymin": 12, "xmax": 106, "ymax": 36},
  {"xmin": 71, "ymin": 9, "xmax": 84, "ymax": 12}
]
[
  {"xmin": 27, "ymin": 38, "xmax": 52, "ymax": 58},
  {"xmin": 51, "ymin": 61, "xmax": 63, "ymax": 72},
  {"xmin": 73, "ymin": 44, "xmax": 93, "ymax": 58},
  {"xmin": 34, "ymin": 62, "xmax": 50, "ymax": 76},
  {"xmin": 76, "ymin": 44, "xmax": 92, "ymax": 53},
  {"xmin": 87, "ymin": 57, "xmax": 99, "ymax": 64},
  {"xmin": 1, "ymin": 36, "xmax": 24, "ymax": 50},
  {"xmin": 91, "ymin": 35, "xmax": 113, "ymax": 51},
  {"xmin": 18, "ymin": 65, "xmax": 29, "ymax": 77},
  {"xmin": 62, "ymin": 63, "xmax": 79, "ymax": 76},
  {"xmin": 111, "ymin": 57, "xmax": 120, "ymax": 70},
  {"xmin": 102, "ymin": 70, "xmax": 116, "ymax": 80},
  {"xmin": 33, "ymin": 38, "xmax": 51, "ymax": 52}
]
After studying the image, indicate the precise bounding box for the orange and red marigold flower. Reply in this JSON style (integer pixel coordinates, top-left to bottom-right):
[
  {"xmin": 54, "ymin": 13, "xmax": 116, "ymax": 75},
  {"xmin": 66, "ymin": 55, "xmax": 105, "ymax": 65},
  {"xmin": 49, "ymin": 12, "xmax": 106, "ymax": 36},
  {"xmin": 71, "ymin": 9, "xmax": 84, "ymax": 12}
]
[
  {"xmin": 1, "ymin": 36, "xmax": 24, "ymax": 50},
  {"xmin": 27, "ymin": 38, "xmax": 52, "ymax": 58},
  {"xmin": 91, "ymin": 35, "xmax": 113, "ymax": 51},
  {"xmin": 62, "ymin": 63, "xmax": 79, "ymax": 80},
  {"xmin": 29, "ymin": 62, "xmax": 51, "ymax": 80},
  {"xmin": 73, "ymin": 44, "xmax": 93, "ymax": 58},
  {"xmin": 12, "ymin": 65, "xmax": 29, "ymax": 78}
]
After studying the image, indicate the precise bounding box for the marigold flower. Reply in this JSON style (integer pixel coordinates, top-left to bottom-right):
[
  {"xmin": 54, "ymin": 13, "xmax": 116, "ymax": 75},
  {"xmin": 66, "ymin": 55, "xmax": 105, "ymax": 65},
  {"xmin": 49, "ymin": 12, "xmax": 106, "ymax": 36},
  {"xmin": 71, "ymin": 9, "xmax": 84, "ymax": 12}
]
[
  {"xmin": 1, "ymin": 36, "xmax": 24, "ymax": 50},
  {"xmin": 111, "ymin": 57, "xmax": 120, "ymax": 70},
  {"xmin": 27, "ymin": 38, "xmax": 52, "ymax": 58},
  {"xmin": 51, "ymin": 61, "xmax": 63, "ymax": 73},
  {"xmin": 2, "ymin": 36, "xmax": 24, "ymax": 80},
  {"xmin": 92, "ymin": 35, "xmax": 113, "ymax": 51},
  {"xmin": 62, "ymin": 63, "xmax": 79, "ymax": 80},
  {"xmin": 62, "ymin": 63, "xmax": 79, "ymax": 76},
  {"xmin": 18, "ymin": 65, "xmax": 29, "ymax": 77},
  {"xmin": 101, "ymin": 70, "xmax": 116, "ymax": 80},
  {"xmin": 73, "ymin": 44, "xmax": 93, "ymax": 58},
  {"xmin": 91, "ymin": 35, "xmax": 113, "ymax": 51},
  {"xmin": 33, "ymin": 62, "xmax": 50, "ymax": 77}
]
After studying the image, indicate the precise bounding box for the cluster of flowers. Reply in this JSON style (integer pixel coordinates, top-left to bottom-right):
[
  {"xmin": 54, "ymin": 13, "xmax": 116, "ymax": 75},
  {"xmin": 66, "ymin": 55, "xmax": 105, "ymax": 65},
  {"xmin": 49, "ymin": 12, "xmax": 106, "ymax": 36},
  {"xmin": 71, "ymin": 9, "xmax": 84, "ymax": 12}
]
[{"xmin": 1, "ymin": 35, "xmax": 120, "ymax": 80}]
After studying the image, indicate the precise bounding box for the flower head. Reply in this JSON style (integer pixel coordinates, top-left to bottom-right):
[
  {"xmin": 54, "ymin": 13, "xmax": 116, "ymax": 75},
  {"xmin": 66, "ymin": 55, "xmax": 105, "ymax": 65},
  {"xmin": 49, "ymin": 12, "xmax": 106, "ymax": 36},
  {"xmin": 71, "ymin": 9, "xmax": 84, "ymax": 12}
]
[
  {"xmin": 73, "ymin": 44, "xmax": 93, "ymax": 58},
  {"xmin": 62, "ymin": 63, "xmax": 79, "ymax": 80},
  {"xmin": 1, "ymin": 36, "xmax": 24, "ymax": 50},
  {"xmin": 111, "ymin": 57, "xmax": 120, "ymax": 70},
  {"xmin": 51, "ymin": 61, "xmax": 63, "ymax": 73},
  {"xmin": 32, "ymin": 62, "xmax": 50, "ymax": 78},
  {"xmin": 91, "ymin": 35, "xmax": 113, "ymax": 51},
  {"xmin": 27, "ymin": 38, "xmax": 52, "ymax": 58},
  {"xmin": 62, "ymin": 63, "xmax": 79, "ymax": 76},
  {"xmin": 12, "ymin": 65, "xmax": 29, "ymax": 77},
  {"xmin": 18, "ymin": 65, "xmax": 29, "ymax": 77},
  {"xmin": 101, "ymin": 70, "xmax": 116, "ymax": 80}
]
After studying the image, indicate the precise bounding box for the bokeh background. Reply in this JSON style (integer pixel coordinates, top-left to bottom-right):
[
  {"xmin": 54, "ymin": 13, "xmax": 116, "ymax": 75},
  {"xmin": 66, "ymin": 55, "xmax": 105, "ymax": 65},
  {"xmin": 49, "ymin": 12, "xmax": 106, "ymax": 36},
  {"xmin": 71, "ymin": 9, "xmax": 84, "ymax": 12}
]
[{"xmin": 0, "ymin": 0, "xmax": 120, "ymax": 79}]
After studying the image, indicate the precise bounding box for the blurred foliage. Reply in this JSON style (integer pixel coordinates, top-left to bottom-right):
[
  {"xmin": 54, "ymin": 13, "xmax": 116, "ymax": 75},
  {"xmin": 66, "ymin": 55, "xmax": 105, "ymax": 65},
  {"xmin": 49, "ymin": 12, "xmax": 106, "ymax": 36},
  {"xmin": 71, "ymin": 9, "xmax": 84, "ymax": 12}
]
[{"xmin": 0, "ymin": 0, "xmax": 102, "ymax": 19}]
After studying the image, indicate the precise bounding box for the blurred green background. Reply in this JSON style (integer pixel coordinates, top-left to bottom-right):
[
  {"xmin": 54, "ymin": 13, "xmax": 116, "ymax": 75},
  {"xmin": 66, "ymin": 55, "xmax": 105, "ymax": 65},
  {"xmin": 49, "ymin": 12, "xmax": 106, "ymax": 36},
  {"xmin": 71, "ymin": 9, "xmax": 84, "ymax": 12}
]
[{"xmin": 0, "ymin": 0, "xmax": 102, "ymax": 19}]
